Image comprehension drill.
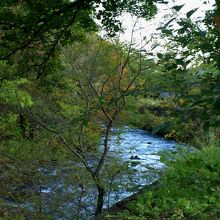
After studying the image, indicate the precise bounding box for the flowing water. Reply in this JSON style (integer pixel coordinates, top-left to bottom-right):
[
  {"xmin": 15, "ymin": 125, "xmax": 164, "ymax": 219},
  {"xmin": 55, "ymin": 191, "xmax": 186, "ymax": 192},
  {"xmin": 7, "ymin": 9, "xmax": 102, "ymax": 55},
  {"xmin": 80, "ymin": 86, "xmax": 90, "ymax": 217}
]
[{"xmin": 2, "ymin": 127, "xmax": 178, "ymax": 219}]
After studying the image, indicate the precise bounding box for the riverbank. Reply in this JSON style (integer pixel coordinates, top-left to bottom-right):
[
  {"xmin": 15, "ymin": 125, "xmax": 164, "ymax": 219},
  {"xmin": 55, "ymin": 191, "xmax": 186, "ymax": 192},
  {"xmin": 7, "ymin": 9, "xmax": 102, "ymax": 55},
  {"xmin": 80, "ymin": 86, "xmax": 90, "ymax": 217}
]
[
  {"xmin": 93, "ymin": 181, "xmax": 159, "ymax": 220},
  {"xmin": 122, "ymin": 96, "xmax": 207, "ymax": 144}
]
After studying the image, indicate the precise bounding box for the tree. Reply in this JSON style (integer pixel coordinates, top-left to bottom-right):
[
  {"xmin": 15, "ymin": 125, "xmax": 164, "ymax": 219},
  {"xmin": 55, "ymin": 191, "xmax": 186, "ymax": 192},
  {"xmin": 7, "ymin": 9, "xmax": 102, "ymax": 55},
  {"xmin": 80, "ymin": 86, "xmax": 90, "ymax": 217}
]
[
  {"xmin": 60, "ymin": 32, "xmax": 149, "ymax": 215},
  {"xmin": 156, "ymin": 0, "xmax": 220, "ymax": 129},
  {"xmin": 0, "ymin": 0, "xmax": 161, "ymax": 79},
  {"xmin": 0, "ymin": 29, "xmax": 152, "ymax": 218}
]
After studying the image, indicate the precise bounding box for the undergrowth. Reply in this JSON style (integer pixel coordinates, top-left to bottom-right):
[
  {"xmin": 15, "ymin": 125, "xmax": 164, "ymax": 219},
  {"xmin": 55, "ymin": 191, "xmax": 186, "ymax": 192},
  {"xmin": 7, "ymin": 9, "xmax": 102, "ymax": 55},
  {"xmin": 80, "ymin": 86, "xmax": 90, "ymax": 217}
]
[{"xmin": 112, "ymin": 146, "xmax": 220, "ymax": 219}]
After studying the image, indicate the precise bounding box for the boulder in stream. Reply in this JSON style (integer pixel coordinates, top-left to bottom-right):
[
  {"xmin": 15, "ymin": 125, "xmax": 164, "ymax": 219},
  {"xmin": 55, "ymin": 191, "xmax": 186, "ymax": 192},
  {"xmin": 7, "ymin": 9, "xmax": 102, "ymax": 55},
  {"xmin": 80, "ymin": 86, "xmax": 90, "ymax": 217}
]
[{"xmin": 130, "ymin": 155, "xmax": 141, "ymax": 160}]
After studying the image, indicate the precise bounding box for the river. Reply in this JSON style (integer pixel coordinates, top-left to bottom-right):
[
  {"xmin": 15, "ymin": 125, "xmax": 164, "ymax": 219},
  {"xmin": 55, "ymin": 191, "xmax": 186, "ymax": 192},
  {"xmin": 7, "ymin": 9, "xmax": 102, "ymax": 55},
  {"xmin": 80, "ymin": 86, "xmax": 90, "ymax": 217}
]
[{"xmin": 2, "ymin": 127, "xmax": 178, "ymax": 219}]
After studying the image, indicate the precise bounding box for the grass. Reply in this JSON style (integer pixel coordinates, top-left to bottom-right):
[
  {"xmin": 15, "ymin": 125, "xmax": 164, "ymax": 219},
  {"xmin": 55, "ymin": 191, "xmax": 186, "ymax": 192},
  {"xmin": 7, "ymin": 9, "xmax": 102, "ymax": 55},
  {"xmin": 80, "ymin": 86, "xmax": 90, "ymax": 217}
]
[{"xmin": 112, "ymin": 146, "xmax": 220, "ymax": 219}]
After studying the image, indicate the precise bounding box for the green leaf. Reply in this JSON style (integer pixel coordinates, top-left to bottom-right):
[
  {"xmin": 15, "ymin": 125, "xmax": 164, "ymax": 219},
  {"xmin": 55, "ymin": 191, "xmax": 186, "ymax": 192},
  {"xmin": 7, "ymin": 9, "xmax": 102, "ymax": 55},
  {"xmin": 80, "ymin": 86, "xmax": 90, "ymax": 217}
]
[
  {"xmin": 161, "ymin": 29, "xmax": 173, "ymax": 35},
  {"xmin": 157, "ymin": 53, "xmax": 163, "ymax": 59},
  {"xmin": 172, "ymin": 4, "xmax": 185, "ymax": 12},
  {"xmin": 175, "ymin": 59, "xmax": 185, "ymax": 65},
  {"xmin": 113, "ymin": 25, "xmax": 120, "ymax": 32},
  {"xmin": 186, "ymin": 8, "xmax": 198, "ymax": 18},
  {"xmin": 163, "ymin": 18, "xmax": 175, "ymax": 28}
]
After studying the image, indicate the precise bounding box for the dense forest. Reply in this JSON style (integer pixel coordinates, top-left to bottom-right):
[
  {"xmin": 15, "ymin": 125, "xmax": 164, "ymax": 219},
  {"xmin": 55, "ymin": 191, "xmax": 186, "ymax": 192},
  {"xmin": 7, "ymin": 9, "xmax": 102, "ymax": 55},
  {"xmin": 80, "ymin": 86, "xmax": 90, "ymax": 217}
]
[{"xmin": 0, "ymin": 0, "xmax": 220, "ymax": 219}]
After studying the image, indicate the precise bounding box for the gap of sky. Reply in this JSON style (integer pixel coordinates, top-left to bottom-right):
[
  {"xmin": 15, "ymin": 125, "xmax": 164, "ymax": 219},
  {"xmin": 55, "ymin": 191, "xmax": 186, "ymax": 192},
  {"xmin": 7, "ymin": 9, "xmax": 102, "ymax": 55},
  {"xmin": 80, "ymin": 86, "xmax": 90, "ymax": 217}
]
[{"xmin": 113, "ymin": 0, "xmax": 215, "ymax": 52}]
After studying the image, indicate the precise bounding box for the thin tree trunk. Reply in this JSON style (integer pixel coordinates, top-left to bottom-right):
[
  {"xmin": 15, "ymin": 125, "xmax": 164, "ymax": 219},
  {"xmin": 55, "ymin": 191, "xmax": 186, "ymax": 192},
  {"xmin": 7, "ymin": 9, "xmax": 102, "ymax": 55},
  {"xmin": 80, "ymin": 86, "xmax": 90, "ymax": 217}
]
[
  {"xmin": 29, "ymin": 119, "xmax": 35, "ymax": 140},
  {"xmin": 94, "ymin": 120, "xmax": 112, "ymax": 176},
  {"xmin": 94, "ymin": 119, "xmax": 113, "ymax": 215},
  {"xmin": 95, "ymin": 184, "xmax": 105, "ymax": 216},
  {"xmin": 19, "ymin": 113, "xmax": 26, "ymax": 138}
]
